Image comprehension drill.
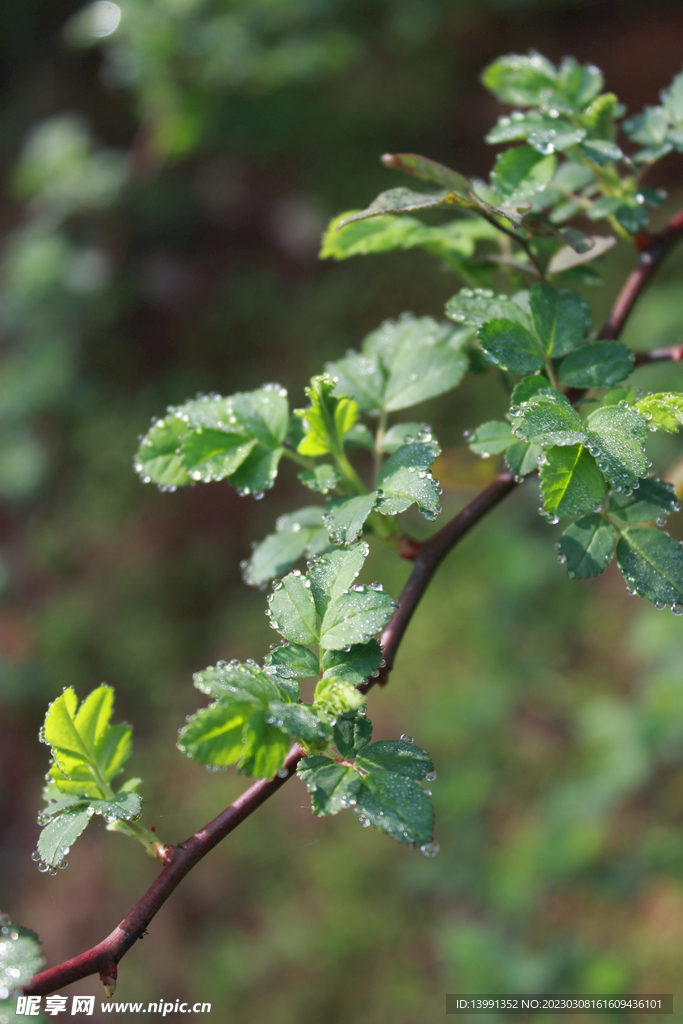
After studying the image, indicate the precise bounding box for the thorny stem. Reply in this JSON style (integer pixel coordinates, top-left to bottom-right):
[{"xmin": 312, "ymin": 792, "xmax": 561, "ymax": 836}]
[{"xmin": 21, "ymin": 202, "xmax": 683, "ymax": 1001}]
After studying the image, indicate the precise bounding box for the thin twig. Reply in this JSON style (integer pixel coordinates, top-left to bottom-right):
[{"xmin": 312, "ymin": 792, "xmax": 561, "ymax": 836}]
[{"xmin": 21, "ymin": 202, "xmax": 683, "ymax": 1000}]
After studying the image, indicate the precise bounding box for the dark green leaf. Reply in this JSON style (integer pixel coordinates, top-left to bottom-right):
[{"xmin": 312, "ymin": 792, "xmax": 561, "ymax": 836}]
[
  {"xmin": 375, "ymin": 442, "xmax": 441, "ymax": 519},
  {"xmin": 558, "ymin": 342, "xmax": 634, "ymax": 387},
  {"xmin": 193, "ymin": 659, "xmax": 289, "ymax": 705},
  {"xmin": 243, "ymin": 506, "xmax": 330, "ymax": 588},
  {"xmin": 308, "ymin": 543, "xmax": 369, "ymax": 618},
  {"xmin": 578, "ymin": 139, "xmax": 623, "ymax": 165},
  {"xmin": 467, "ymin": 420, "xmax": 515, "ymax": 456},
  {"xmin": 540, "ymin": 444, "xmax": 605, "ymax": 518},
  {"xmin": 336, "ymin": 187, "xmax": 470, "ymax": 229},
  {"xmin": 355, "ymin": 740, "xmax": 433, "ymax": 780},
  {"xmin": 0, "ymin": 915, "xmax": 44, "ymax": 997},
  {"xmin": 486, "ymin": 112, "xmax": 585, "ymax": 153},
  {"xmin": 265, "ymin": 643, "xmax": 319, "ymax": 679},
  {"xmin": 319, "ymin": 585, "xmax": 395, "ymax": 652},
  {"xmin": 382, "ymin": 423, "xmax": 432, "ymax": 453},
  {"xmin": 297, "ymin": 756, "xmax": 361, "ymax": 815},
  {"xmin": 227, "ymin": 443, "xmax": 284, "ymax": 497},
  {"xmin": 585, "ymin": 406, "xmax": 650, "ymax": 490},
  {"xmin": 617, "ymin": 526, "xmax": 683, "ymax": 609},
  {"xmin": 510, "ymin": 375, "xmax": 555, "ymax": 410},
  {"xmin": 478, "ymin": 318, "xmax": 545, "ymax": 374},
  {"xmin": 557, "ymin": 513, "xmax": 616, "ymax": 578},
  {"xmin": 608, "ymin": 477, "xmax": 679, "ymax": 523},
  {"xmin": 515, "ymin": 392, "xmax": 586, "ymax": 447},
  {"xmin": 266, "ymin": 701, "xmax": 332, "ymax": 748},
  {"xmin": 323, "ymin": 494, "xmax": 377, "ymax": 544},
  {"xmin": 490, "ymin": 146, "xmax": 556, "ymax": 204},
  {"xmin": 379, "ymin": 152, "xmax": 474, "ymax": 198},
  {"xmin": 321, "ymin": 640, "xmax": 382, "ymax": 687},
  {"xmin": 446, "ymin": 287, "xmax": 531, "ymax": 330},
  {"xmin": 529, "ymin": 282, "xmax": 590, "ymax": 357},
  {"xmin": 614, "ymin": 202, "xmax": 649, "ymax": 235},
  {"xmin": 268, "ymin": 571, "xmax": 319, "ymax": 646},
  {"xmin": 506, "ymin": 440, "xmax": 543, "ymax": 478},
  {"xmin": 356, "ymin": 772, "xmax": 434, "ymax": 846},
  {"xmin": 333, "ymin": 713, "xmax": 373, "ymax": 758}
]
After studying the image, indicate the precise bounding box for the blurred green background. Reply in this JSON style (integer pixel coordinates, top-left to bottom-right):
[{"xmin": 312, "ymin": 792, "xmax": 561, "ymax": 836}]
[{"xmin": 2, "ymin": 0, "xmax": 683, "ymax": 1021}]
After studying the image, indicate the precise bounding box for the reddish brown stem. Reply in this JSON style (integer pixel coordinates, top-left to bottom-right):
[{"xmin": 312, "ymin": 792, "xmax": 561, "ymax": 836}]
[{"xmin": 20, "ymin": 203, "xmax": 683, "ymax": 1000}]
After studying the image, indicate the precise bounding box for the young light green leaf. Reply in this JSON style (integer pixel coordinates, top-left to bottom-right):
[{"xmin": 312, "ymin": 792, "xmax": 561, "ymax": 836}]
[
  {"xmin": 0, "ymin": 915, "xmax": 44, "ymax": 997},
  {"xmin": 375, "ymin": 442, "xmax": 441, "ymax": 518},
  {"xmin": 490, "ymin": 146, "xmax": 556, "ymax": 204},
  {"xmin": 323, "ymin": 494, "xmax": 377, "ymax": 544},
  {"xmin": 608, "ymin": 477, "xmax": 679, "ymax": 523},
  {"xmin": 585, "ymin": 405, "xmax": 650, "ymax": 490},
  {"xmin": 193, "ymin": 659, "xmax": 290, "ymax": 705},
  {"xmin": 355, "ymin": 740, "xmax": 433, "ymax": 780},
  {"xmin": 134, "ymin": 415, "xmax": 192, "ymax": 489},
  {"xmin": 319, "ymin": 586, "xmax": 395, "ymax": 652},
  {"xmin": 308, "ymin": 543, "xmax": 370, "ymax": 618},
  {"xmin": 295, "ymin": 376, "xmax": 358, "ymax": 456},
  {"xmin": 482, "ymin": 52, "xmax": 559, "ymax": 106},
  {"xmin": 467, "ymin": 420, "xmax": 515, "ymax": 456},
  {"xmin": 266, "ymin": 701, "xmax": 333, "ymax": 748},
  {"xmin": 314, "ymin": 676, "xmax": 365, "ymax": 716},
  {"xmin": 617, "ymin": 526, "xmax": 683, "ymax": 608},
  {"xmin": 478, "ymin": 318, "xmax": 545, "ymax": 374},
  {"xmin": 243, "ymin": 506, "xmax": 330, "ymax": 588},
  {"xmin": 515, "ymin": 392, "xmax": 586, "ymax": 447},
  {"xmin": 558, "ymin": 341, "xmax": 634, "ymax": 387},
  {"xmin": 238, "ymin": 710, "xmax": 291, "ymax": 778},
  {"xmin": 297, "ymin": 464, "xmax": 340, "ymax": 494},
  {"xmin": 265, "ymin": 643, "xmax": 319, "ymax": 679},
  {"xmin": 336, "ymin": 187, "xmax": 470, "ymax": 229},
  {"xmin": 267, "ymin": 571, "xmax": 319, "ymax": 646},
  {"xmin": 506, "ymin": 440, "xmax": 543, "ymax": 478},
  {"xmin": 355, "ymin": 772, "xmax": 434, "ymax": 846},
  {"xmin": 557, "ymin": 513, "xmax": 616, "ymax": 578},
  {"xmin": 635, "ymin": 393, "xmax": 683, "ymax": 433},
  {"xmin": 177, "ymin": 701, "xmax": 254, "ymax": 766},
  {"xmin": 37, "ymin": 807, "xmax": 92, "ymax": 869},
  {"xmin": 446, "ymin": 287, "xmax": 531, "ymax": 330},
  {"xmin": 539, "ymin": 444, "xmax": 605, "ymax": 519},
  {"xmin": 529, "ymin": 282, "xmax": 590, "ymax": 357},
  {"xmin": 179, "ymin": 429, "xmax": 257, "ymax": 482},
  {"xmin": 321, "ymin": 640, "xmax": 382, "ymax": 687},
  {"xmin": 297, "ymin": 756, "xmax": 362, "ymax": 815},
  {"xmin": 320, "ymin": 212, "xmax": 488, "ymax": 264}
]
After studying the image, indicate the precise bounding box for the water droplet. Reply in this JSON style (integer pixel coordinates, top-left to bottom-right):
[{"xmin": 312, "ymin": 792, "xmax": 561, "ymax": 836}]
[
  {"xmin": 400, "ymin": 734, "xmax": 414, "ymax": 744},
  {"xmin": 420, "ymin": 841, "xmax": 440, "ymax": 857}
]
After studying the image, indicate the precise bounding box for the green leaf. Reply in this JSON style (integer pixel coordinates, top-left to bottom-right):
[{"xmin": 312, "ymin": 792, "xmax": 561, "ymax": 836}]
[
  {"xmin": 37, "ymin": 807, "xmax": 92, "ymax": 869},
  {"xmin": 39, "ymin": 792, "xmax": 142, "ymax": 823},
  {"xmin": 228, "ymin": 384, "xmax": 290, "ymax": 447},
  {"xmin": 355, "ymin": 740, "xmax": 433, "ymax": 780},
  {"xmin": 446, "ymin": 287, "xmax": 531, "ymax": 330},
  {"xmin": 298, "ymin": 464, "xmax": 340, "ymax": 494},
  {"xmin": 482, "ymin": 52, "xmax": 558, "ymax": 106},
  {"xmin": 333, "ymin": 712, "xmax": 373, "ymax": 757},
  {"xmin": 227, "ymin": 443, "xmax": 284, "ymax": 497},
  {"xmin": 663, "ymin": 69, "xmax": 683, "ymax": 123},
  {"xmin": 193, "ymin": 659, "xmax": 290, "ymax": 705},
  {"xmin": 336, "ymin": 187, "xmax": 470, "ymax": 229},
  {"xmin": 529, "ymin": 282, "xmax": 590, "ymax": 357},
  {"xmin": 179, "ymin": 429, "xmax": 257, "ymax": 482},
  {"xmin": 478, "ymin": 318, "xmax": 545, "ymax": 374},
  {"xmin": 624, "ymin": 106, "xmax": 670, "ymax": 147},
  {"xmin": 265, "ymin": 643, "xmax": 319, "ymax": 679},
  {"xmin": 0, "ymin": 915, "xmax": 45, "ymax": 997},
  {"xmin": 320, "ymin": 212, "xmax": 490, "ymax": 264},
  {"xmin": 356, "ymin": 772, "xmax": 434, "ymax": 846},
  {"xmin": 578, "ymin": 139, "xmax": 624, "ymax": 165},
  {"xmin": 321, "ymin": 640, "xmax": 382, "ymax": 687},
  {"xmin": 490, "ymin": 146, "xmax": 556, "ymax": 204},
  {"xmin": 506, "ymin": 440, "xmax": 543, "ymax": 478},
  {"xmin": 486, "ymin": 112, "xmax": 585, "ymax": 153},
  {"xmin": 314, "ymin": 676, "xmax": 365, "ymax": 716},
  {"xmin": 614, "ymin": 201, "xmax": 649, "ymax": 235},
  {"xmin": 375, "ymin": 442, "xmax": 442, "ymax": 519},
  {"xmin": 177, "ymin": 701, "xmax": 255, "ymax": 766},
  {"xmin": 308, "ymin": 543, "xmax": 370, "ymax": 618},
  {"xmin": 603, "ymin": 386, "xmax": 638, "ymax": 407},
  {"xmin": 297, "ymin": 756, "xmax": 361, "ymax": 815},
  {"xmin": 379, "ymin": 152, "xmax": 475, "ymax": 197},
  {"xmin": 267, "ymin": 572, "xmax": 319, "ymax": 646},
  {"xmin": 266, "ymin": 701, "xmax": 333, "ymax": 748},
  {"xmin": 295, "ymin": 375, "xmax": 358, "ymax": 455},
  {"xmin": 616, "ymin": 526, "xmax": 683, "ymax": 609},
  {"xmin": 467, "ymin": 420, "xmax": 515, "ymax": 456},
  {"xmin": 557, "ymin": 513, "xmax": 616, "ymax": 578},
  {"xmin": 134, "ymin": 415, "xmax": 192, "ymax": 489},
  {"xmin": 381, "ymin": 423, "xmax": 433, "ymax": 453},
  {"xmin": 243, "ymin": 506, "xmax": 330, "ymax": 588},
  {"xmin": 583, "ymin": 92, "xmax": 619, "ymax": 140},
  {"xmin": 515, "ymin": 391, "xmax": 586, "ymax": 447},
  {"xmin": 635, "ymin": 393, "xmax": 683, "ymax": 433},
  {"xmin": 558, "ymin": 341, "xmax": 634, "ymax": 387},
  {"xmin": 510, "ymin": 375, "xmax": 554, "ymax": 409},
  {"xmin": 608, "ymin": 477, "xmax": 679, "ymax": 523},
  {"xmin": 585, "ymin": 405, "xmax": 650, "ymax": 490},
  {"xmin": 539, "ymin": 444, "xmax": 605, "ymax": 519},
  {"xmin": 323, "ymin": 494, "xmax": 377, "ymax": 544},
  {"xmin": 319, "ymin": 585, "xmax": 395, "ymax": 652},
  {"xmin": 238, "ymin": 710, "xmax": 291, "ymax": 778}
]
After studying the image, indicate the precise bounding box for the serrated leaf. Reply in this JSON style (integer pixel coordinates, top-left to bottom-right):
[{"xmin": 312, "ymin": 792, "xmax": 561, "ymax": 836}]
[
  {"xmin": 37, "ymin": 807, "xmax": 92, "ymax": 868},
  {"xmin": 506, "ymin": 440, "xmax": 543, "ymax": 477},
  {"xmin": 375, "ymin": 442, "xmax": 441, "ymax": 518},
  {"xmin": 238, "ymin": 710, "xmax": 291, "ymax": 778},
  {"xmin": 134, "ymin": 415, "xmax": 192, "ymax": 489},
  {"xmin": 482, "ymin": 52, "xmax": 558, "ymax": 106},
  {"xmin": 314, "ymin": 676, "xmax": 365, "ymax": 716},
  {"xmin": 179, "ymin": 429, "xmax": 256, "ymax": 482},
  {"xmin": 193, "ymin": 660, "xmax": 289, "ymax": 705},
  {"xmin": 617, "ymin": 526, "xmax": 683, "ymax": 608},
  {"xmin": 547, "ymin": 235, "xmax": 616, "ymax": 275},
  {"xmin": 0, "ymin": 915, "xmax": 45, "ymax": 998},
  {"xmin": 558, "ymin": 341, "xmax": 634, "ymax": 387},
  {"xmin": 298, "ymin": 464, "xmax": 340, "ymax": 494},
  {"xmin": 336, "ymin": 187, "xmax": 469, "ymax": 229},
  {"xmin": 267, "ymin": 572, "xmax": 319, "ymax": 646},
  {"xmin": 515, "ymin": 391, "xmax": 586, "ymax": 446},
  {"xmin": 266, "ymin": 701, "xmax": 332, "ymax": 748},
  {"xmin": 608, "ymin": 477, "xmax": 679, "ymax": 522},
  {"xmin": 635, "ymin": 393, "xmax": 683, "ymax": 433},
  {"xmin": 323, "ymin": 494, "xmax": 377, "ymax": 544},
  {"xmin": 529, "ymin": 282, "xmax": 590, "ymax": 357},
  {"xmin": 321, "ymin": 640, "xmax": 382, "ymax": 687},
  {"xmin": 265, "ymin": 643, "xmax": 319, "ymax": 679},
  {"xmin": 557, "ymin": 513, "xmax": 616, "ymax": 578},
  {"xmin": 308, "ymin": 543, "xmax": 369, "ymax": 618},
  {"xmin": 510, "ymin": 375, "xmax": 554, "ymax": 409},
  {"xmin": 295, "ymin": 376, "xmax": 358, "ymax": 456},
  {"xmin": 297, "ymin": 756, "xmax": 361, "ymax": 815},
  {"xmin": 585, "ymin": 405, "xmax": 650, "ymax": 490},
  {"xmin": 177, "ymin": 701, "xmax": 254, "ymax": 766},
  {"xmin": 446, "ymin": 288, "xmax": 531, "ymax": 330},
  {"xmin": 319, "ymin": 587, "xmax": 395, "ymax": 652},
  {"xmin": 486, "ymin": 112, "xmax": 585, "ymax": 152},
  {"xmin": 333, "ymin": 713, "xmax": 373, "ymax": 757},
  {"xmin": 40, "ymin": 792, "xmax": 142, "ymax": 823},
  {"xmin": 540, "ymin": 444, "xmax": 605, "ymax": 518},
  {"xmin": 227, "ymin": 443, "xmax": 284, "ymax": 496},
  {"xmin": 478, "ymin": 318, "xmax": 545, "ymax": 374},
  {"xmin": 467, "ymin": 420, "xmax": 514, "ymax": 456},
  {"xmin": 244, "ymin": 506, "xmax": 330, "ymax": 587},
  {"xmin": 356, "ymin": 772, "xmax": 433, "ymax": 846},
  {"xmin": 355, "ymin": 740, "xmax": 433, "ymax": 780},
  {"xmin": 490, "ymin": 146, "xmax": 556, "ymax": 204}
]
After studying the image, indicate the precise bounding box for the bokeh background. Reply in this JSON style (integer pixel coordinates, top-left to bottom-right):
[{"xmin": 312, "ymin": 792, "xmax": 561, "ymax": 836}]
[{"xmin": 2, "ymin": 1, "xmax": 683, "ymax": 1021}]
